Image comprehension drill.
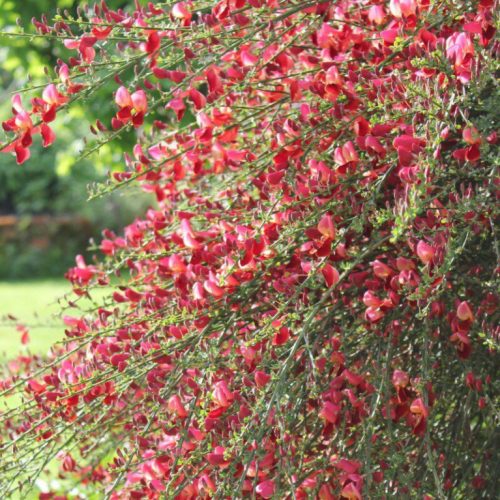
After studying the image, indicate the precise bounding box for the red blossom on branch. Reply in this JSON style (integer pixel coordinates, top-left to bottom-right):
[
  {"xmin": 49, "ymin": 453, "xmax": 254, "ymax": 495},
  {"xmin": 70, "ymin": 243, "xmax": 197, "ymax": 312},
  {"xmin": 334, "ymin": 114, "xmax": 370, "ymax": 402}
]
[{"xmin": 0, "ymin": 0, "xmax": 498, "ymax": 498}]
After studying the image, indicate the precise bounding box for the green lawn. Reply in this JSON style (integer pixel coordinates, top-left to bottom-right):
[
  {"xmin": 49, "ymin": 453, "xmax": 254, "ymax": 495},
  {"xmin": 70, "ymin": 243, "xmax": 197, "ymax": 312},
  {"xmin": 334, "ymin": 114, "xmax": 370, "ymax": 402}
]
[
  {"xmin": 0, "ymin": 280, "xmax": 108, "ymax": 499},
  {"xmin": 0, "ymin": 280, "xmax": 69, "ymax": 498},
  {"xmin": 0, "ymin": 280, "xmax": 70, "ymax": 361}
]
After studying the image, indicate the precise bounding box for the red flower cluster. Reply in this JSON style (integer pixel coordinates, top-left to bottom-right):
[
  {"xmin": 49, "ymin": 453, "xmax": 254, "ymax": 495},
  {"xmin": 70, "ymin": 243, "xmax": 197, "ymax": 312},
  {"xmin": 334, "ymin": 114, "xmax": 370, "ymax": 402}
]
[
  {"xmin": 0, "ymin": 0, "xmax": 498, "ymax": 498},
  {"xmin": 1, "ymin": 64, "xmax": 84, "ymax": 163}
]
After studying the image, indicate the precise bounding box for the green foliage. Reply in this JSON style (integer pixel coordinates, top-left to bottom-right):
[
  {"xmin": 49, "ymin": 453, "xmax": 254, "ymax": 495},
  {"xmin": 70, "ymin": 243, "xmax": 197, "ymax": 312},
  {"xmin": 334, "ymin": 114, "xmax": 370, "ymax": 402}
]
[
  {"xmin": 0, "ymin": 106, "xmax": 151, "ymax": 278},
  {"xmin": 0, "ymin": 0, "xmax": 150, "ymax": 278}
]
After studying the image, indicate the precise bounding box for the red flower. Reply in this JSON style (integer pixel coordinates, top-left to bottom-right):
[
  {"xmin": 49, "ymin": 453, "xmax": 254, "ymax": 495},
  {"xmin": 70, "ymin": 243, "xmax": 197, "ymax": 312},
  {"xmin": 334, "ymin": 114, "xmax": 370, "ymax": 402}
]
[
  {"xmin": 256, "ymin": 480, "xmax": 275, "ymax": 499},
  {"xmin": 457, "ymin": 301, "xmax": 474, "ymax": 321},
  {"xmin": 254, "ymin": 370, "xmax": 271, "ymax": 388},
  {"xmin": 409, "ymin": 398, "xmax": 429, "ymax": 436},
  {"xmin": 112, "ymin": 86, "xmax": 148, "ymax": 128},
  {"xmin": 167, "ymin": 395, "xmax": 188, "ymax": 418},
  {"xmin": 389, "ymin": 0, "xmax": 416, "ymax": 18},
  {"xmin": 340, "ymin": 482, "xmax": 362, "ymax": 500},
  {"xmin": 212, "ymin": 381, "xmax": 234, "ymax": 408},
  {"xmin": 1, "ymin": 94, "xmax": 34, "ymax": 164},
  {"xmin": 1, "ymin": 0, "xmax": 497, "ymax": 497},
  {"xmin": 463, "ymin": 127, "xmax": 481, "ymax": 145},
  {"xmin": 317, "ymin": 214, "xmax": 336, "ymax": 240},
  {"xmin": 172, "ymin": 2, "xmax": 192, "ymax": 24},
  {"xmin": 320, "ymin": 401, "xmax": 341, "ymax": 425},
  {"xmin": 416, "ymin": 240, "xmax": 435, "ymax": 265},
  {"xmin": 322, "ymin": 264, "xmax": 340, "ymax": 287},
  {"xmin": 63, "ymin": 35, "xmax": 97, "ymax": 63},
  {"xmin": 206, "ymin": 446, "xmax": 230, "ymax": 468},
  {"xmin": 334, "ymin": 141, "xmax": 359, "ymax": 167},
  {"xmin": 368, "ymin": 5, "xmax": 386, "ymax": 25},
  {"xmin": 372, "ymin": 260, "xmax": 394, "ymax": 279}
]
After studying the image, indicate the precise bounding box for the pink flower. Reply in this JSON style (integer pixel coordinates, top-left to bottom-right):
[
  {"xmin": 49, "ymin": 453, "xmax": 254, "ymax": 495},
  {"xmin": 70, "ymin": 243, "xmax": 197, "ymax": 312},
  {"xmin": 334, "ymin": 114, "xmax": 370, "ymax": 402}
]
[
  {"xmin": 131, "ymin": 90, "xmax": 148, "ymax": 114},
  {"xmin": 457, "ymin": 301, "xmax": 474, "ymax": 321},
  {"xmin": 320, "ymin": 401, "xmax": 341, "ymax": 424},
  {"xmin": 172, "ymin": 2, "xmax": 192, "ymax": 24},
  {"xmin": 334, "ymin": 141, "xmax": 359, "ymax": 166},
  {"xmin": 204, "ymin": 279, "xmax": 226, "ymax": 298},
  {"xmin": 372, "ymin": 260, "xmax": 394, "ymax": 279},
  {"xmin": 416, "ymin": 240, "xmax": 435, "ymax": 265},
  {"xmin": 113, "ymin": 87, "xmax": 148, "ymax": 128},
  {"xmin": 42, "ymin": 84, "xmax": 68, "ymax": 107},
  {"xmin": 256, "ymin": 479, "xmax": 275, "ymax": 499},
  {"xmin": 1, "ymin": 94, "xmax": 34, "ymax": 164},
  {"xmin": 389, "ymin": 0, "xmax": 416, "ymax": 18},
  {"xmin": 63, "ymin": 35, "xmax": 97, "ymax": 63},
  {"xmin": 317, "ymin": 214, "xmax": 336, "ymax": 240},
  {"xmin": 340, "ymin": 482, "xmax": 362, "ymax": 500},
  {"xmin": 446, "ymin": 33, "xmax": 474, "ymax": 67},
  {"xmin": 168, "ymin": 395, "xmax": 188, "ymax": 418},
  {"xmin": 115, "ymin": 86, "xmax": 133, "ymax": 108},
  {"xmin": 368, "ymin": 5, "xmax": 386, "ymax": 25},
  {"xmin": 392, "ymin": 370, "xmax": 409, "ymax": 388},
  {"xmin": 212, "ymin": 381, "xmax": 234, "ymax": 407}
]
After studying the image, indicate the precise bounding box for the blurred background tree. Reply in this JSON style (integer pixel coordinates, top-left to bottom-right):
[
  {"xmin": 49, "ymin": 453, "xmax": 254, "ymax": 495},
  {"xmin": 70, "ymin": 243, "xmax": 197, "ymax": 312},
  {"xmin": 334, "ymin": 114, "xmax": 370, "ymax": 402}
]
[{"xmin": 0, "ymin": 0, "xmax": 149, "ymax": 279}]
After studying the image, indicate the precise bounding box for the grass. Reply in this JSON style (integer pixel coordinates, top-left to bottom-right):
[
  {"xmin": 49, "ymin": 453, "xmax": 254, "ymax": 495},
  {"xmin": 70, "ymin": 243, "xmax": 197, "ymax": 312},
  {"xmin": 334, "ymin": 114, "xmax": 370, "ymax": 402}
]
[
  {"xmin": 0, "ymin": 280, "xmax": 69, "ymax": 498},
  {"xmin": 0, "ymin": 279, "xmax": 70, "ymax": 361},
  {"xmin": 0, "ymin": 279, "xmax": 109, "ymax": 499}
]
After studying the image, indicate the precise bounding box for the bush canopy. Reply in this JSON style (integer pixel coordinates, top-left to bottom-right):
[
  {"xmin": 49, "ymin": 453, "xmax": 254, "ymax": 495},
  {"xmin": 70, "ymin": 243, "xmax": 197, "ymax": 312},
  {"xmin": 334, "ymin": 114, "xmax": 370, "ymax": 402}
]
[{"xmin": 1, "ymin": 0, "xmax": 498, "ymax": 498}]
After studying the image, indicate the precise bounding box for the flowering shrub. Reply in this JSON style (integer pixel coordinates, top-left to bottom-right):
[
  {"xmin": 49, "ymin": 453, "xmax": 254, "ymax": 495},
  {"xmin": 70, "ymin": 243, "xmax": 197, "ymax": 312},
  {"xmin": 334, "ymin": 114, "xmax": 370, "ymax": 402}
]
[{"xmin": 1, "ymin": 0, "xmax": 498, "ymax": 498}]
